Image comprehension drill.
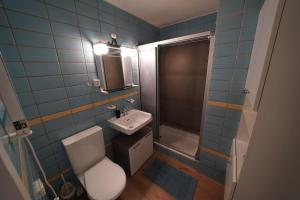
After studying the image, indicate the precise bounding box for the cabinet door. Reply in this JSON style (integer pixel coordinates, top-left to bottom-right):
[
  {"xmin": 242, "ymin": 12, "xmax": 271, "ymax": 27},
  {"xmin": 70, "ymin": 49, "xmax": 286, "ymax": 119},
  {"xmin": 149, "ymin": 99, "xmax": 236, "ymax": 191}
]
[
  {"xmin": 141, "ymin": 131, "xmax": 153, "ymax": 162},
  {"xmin": 244, "ymin": 0, "xmax": 284, "ymax": 111},
  {"xmin": 129, "ymin": 131, "xmax": 153, "ymax": 175},
  {"xmin": 129, "ymin": 140, "xmax": 144, "ymax": 175}
]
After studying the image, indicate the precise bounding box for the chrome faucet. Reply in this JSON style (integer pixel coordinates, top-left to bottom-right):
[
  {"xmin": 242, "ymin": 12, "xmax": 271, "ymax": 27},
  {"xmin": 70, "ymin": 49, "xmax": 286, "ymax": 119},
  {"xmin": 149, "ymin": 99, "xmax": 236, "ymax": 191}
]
[
  {"xmin": 126, "ymin": 98, "xmax": 135, "ymax": 104},
  {"xmin": 121, "ymin": 98, "xmax": 135, "ymax": 116},
  {"xmin": 120, "ymin": 102, "xmax": 127, "ymax": 116}
]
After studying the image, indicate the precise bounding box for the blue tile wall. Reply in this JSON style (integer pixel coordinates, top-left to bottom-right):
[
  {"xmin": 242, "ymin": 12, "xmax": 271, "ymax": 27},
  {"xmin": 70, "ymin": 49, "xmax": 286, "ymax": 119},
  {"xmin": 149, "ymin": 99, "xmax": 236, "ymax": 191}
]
[
  {"xmin": 160, "ymin": 12, "xmax": 217, "ymax": 40},
  {"xmin": 0, "ymin": 0, "xmax": 159, "ymax": 194},
  {"xmin": 199, "ymin": 0, "xmax": 265, "ymax": 182},
  {"xmin": 0, "ymin": 0, "xmax": 264, "ymax": 188}
]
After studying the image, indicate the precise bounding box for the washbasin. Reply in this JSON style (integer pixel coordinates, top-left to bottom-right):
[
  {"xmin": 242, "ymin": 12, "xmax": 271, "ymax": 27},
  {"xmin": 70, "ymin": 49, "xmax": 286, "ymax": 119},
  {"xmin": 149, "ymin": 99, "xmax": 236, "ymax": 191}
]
[{"xmin": 108, "ymin": 109, "xmax": 152, "ymax": 135}]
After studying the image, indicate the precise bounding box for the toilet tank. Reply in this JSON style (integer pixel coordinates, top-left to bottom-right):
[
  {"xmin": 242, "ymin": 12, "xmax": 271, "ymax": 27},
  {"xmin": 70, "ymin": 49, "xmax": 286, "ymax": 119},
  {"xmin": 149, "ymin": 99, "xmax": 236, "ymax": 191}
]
[{"xmin": 62, "ymin": 126, "xmax": 105, "ymax": 175}]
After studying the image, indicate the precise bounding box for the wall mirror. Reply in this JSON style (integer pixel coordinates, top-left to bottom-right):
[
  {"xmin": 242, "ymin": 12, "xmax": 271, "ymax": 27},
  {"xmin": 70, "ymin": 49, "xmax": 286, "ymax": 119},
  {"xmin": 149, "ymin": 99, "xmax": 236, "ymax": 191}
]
[{"xmin": 94, "ymin": 45, "xmax": 139, "ymax": 93}]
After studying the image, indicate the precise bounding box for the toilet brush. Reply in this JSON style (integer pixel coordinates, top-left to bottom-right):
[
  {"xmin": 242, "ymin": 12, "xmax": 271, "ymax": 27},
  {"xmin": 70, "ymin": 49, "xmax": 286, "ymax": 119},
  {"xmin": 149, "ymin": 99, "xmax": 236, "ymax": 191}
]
[{"xmin": 60, "ymin": 174, "xmax": 76, "ymax": 200}]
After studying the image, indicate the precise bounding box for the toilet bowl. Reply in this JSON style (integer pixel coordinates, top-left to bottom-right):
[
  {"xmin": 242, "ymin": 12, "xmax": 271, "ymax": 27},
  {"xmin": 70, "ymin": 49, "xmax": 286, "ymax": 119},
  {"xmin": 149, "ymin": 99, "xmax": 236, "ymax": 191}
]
[{"xmin": 62, "ymin": 126, "xmax": 126, "ymax": 200}]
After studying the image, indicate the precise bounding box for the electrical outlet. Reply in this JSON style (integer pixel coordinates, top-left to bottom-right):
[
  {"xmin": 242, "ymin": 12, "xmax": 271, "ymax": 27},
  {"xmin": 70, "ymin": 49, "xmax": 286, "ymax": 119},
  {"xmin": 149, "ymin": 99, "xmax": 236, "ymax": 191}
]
[{"xmin": 13, "ymin": 119, "xmax": 32, "ymax": 136}]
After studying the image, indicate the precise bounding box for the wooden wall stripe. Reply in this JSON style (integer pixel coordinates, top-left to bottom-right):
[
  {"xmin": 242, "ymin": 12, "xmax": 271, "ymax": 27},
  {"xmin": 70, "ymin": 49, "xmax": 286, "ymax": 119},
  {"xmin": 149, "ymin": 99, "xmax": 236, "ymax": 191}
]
[
  {"xmin": 27, "ymin": 117, "xmax": 42, "ymax": 126},
  {"xmin": 201, "ymin": 147, "xmax": 230, "ymax": 160},
  {"xmin": 71, "ymin": 103, "xmax": 94, "ymax": 114},
  {"xmin": 41, "ymin": 110, "xmax": 72, "ymax": 122},
  {"xmin": 28, "ymin": 91, "xmax": 139, "ymax": 126},
  {"xmin": 48, "ymin": 167, "xmax": 72, "ymax": 183},
  {"xmin": 28, "ymin": 92, "xmax": 242, "ymax": 127},
  {"xmin": 207, "ymin": 100, "xmax": 242, "ymax": 110},
  {"xmin": 93, "ymin": 98, "xmax": 110, "ymax": 107}
]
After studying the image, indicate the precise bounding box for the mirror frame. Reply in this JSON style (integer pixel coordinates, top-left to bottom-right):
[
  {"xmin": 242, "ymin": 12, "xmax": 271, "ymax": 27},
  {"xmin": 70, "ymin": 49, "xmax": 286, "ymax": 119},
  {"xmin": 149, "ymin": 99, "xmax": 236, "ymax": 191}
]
[{"xmin": 94, "ymin": 45, "xmax": 139, "ymax": 93}]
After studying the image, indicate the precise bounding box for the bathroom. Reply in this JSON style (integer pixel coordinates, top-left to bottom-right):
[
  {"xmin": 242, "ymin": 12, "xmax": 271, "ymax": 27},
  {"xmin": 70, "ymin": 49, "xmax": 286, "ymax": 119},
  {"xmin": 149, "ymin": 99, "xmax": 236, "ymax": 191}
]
[{"xmin": 0, "ymin": 0, "xmax": 299, "ymax": 200}]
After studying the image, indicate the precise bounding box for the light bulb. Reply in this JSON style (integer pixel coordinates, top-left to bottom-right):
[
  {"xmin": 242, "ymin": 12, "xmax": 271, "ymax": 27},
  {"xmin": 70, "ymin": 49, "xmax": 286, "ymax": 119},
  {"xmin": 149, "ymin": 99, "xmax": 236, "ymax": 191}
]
[{"xmin": 93, "ymin": 43, "xmax": 108, "ymax": 55}]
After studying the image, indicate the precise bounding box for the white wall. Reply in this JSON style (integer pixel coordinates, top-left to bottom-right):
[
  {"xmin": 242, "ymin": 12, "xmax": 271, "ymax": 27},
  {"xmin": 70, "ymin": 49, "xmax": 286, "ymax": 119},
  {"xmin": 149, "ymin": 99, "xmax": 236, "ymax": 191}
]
[{"xmin": 234, "ymin": 0, "xmax": 300, "ymax": 199}]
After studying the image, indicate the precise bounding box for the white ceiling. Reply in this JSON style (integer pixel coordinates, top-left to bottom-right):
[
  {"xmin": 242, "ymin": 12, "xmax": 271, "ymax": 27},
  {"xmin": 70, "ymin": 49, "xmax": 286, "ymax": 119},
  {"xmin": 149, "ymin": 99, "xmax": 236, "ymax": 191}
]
[{"xmin": 106, "ymin": 0, "xmax": 219, "ymax": 28}]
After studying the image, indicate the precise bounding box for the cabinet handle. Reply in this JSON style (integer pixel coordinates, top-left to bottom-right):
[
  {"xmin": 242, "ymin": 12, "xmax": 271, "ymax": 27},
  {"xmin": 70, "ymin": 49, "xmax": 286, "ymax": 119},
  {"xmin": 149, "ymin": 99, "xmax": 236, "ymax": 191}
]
[{"xmin": 133, "ymin": 142, "xmax": 141, "ymax": 150}]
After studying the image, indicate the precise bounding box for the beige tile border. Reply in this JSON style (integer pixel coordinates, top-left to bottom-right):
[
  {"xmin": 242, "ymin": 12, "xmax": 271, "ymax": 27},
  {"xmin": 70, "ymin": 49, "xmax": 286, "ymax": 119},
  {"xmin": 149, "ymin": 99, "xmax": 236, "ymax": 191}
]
[
  {"xmin": 207, "ymin": 100, "xmax": 243, "ymax": 110},
  {"xmin": 28, "ymin": 91, "xmax": 139, "ymax": 126},
  {"xmin": 201, "ymin": 147, "xmax": 230, "ymax": 161},
  {"xmin": 28, "ymin": 93, "xmax": 242, "ymax": 127},
  {"xmin": 41, "ymin": 110, "xmax": 72, "ymax": 122},
  {"xmin": 71, "ymin": 104, "xmax": 94, "ymax": 114},
  {"xmin": 27, "ymin": 117, "xmax": 42, "ymax": 126},
  {"xmin": 29, "ymin": 98, "xmax": 242, "ymax": 127},
  {"xmin": 47, "ymin": 167, "xmax": 72, "ymax": 183}
]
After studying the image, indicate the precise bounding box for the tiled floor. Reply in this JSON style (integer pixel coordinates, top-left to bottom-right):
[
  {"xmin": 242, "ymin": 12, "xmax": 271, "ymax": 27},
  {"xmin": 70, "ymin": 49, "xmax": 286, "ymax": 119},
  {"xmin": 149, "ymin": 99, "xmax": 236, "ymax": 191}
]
[
  {"xmin": 119, "ymin": 150, "xmax": 224, "ymax": 200},
  {"xmin": 159, "ymin": 125, "xmax": 199, "ymax": 157}
]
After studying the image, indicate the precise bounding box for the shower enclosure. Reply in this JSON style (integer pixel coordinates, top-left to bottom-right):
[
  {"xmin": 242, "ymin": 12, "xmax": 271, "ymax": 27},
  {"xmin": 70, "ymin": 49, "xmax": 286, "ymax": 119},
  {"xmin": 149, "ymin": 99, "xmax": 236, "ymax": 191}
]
[
  {"xmin": 138, "ymin": 32, "xmax": 214, "ymax": 157},
  {"xmin": 159, "ymin": 40, "xmax": 209, "ymax": 156}
]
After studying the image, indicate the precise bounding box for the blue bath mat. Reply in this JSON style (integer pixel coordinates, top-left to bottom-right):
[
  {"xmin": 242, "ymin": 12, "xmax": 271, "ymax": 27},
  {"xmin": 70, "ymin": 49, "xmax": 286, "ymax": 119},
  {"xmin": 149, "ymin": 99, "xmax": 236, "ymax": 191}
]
[{"xmin": 143, "ymin": 159, "xmax": 197, "ymax": 200}]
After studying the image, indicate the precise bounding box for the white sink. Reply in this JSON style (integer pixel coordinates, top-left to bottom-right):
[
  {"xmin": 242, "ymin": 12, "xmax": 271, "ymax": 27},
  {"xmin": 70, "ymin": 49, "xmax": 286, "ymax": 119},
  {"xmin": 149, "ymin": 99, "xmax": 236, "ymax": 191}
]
[{"xmin": 108, "ymin": 109, "xmax": 152, "ymax": 135}]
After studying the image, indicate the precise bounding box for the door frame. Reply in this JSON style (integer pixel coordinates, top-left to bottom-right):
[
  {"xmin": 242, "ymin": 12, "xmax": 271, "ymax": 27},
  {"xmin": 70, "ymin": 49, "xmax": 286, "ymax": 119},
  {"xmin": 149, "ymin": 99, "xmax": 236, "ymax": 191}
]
[
  {"xmin": 0, "ymin": 54, "xmax": 31, "ymax": 199},
  {"xmin": 138, "ymin": 32, "xmax": 215, "ymax": 158},
  {"xmin": 0, "ymin": 141, "xmax": 31, "ymax": 200},
  {"xmin": 196, "ymin": 35, "xmax": 215, "ymax": 157}
]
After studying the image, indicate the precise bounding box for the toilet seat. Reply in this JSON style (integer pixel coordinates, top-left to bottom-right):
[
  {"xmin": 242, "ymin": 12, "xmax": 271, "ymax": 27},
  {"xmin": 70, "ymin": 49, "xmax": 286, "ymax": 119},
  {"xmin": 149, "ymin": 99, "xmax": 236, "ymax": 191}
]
[{"xmin": 79, "ymin": 157, "xmax": 126, "ymax": 200}]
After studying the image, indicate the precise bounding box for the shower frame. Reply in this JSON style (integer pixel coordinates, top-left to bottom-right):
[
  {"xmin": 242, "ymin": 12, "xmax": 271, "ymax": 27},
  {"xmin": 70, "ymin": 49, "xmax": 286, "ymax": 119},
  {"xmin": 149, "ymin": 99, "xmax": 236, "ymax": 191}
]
[
  {"xmin": 0, "ymin": 55, "xmax": 31, "ymax": 200},
  {"xmin": 138, "ymin": 32, "xmax": 215, "ymax": 158}
]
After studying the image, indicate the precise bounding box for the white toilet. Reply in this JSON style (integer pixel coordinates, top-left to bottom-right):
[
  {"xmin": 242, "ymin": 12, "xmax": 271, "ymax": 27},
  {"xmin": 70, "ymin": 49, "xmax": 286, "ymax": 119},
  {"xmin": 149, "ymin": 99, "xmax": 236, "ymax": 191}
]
[{"xmin": 62, "ymin": 126, "xmax": 126, "ymax": 200}]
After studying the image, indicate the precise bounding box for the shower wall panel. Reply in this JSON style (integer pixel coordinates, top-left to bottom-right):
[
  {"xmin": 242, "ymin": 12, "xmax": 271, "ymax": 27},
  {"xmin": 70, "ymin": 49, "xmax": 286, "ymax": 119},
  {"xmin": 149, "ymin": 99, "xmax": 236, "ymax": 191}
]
[{"xmin": 159, "ymin": 40, "xmax": 209, "ymax": 133}]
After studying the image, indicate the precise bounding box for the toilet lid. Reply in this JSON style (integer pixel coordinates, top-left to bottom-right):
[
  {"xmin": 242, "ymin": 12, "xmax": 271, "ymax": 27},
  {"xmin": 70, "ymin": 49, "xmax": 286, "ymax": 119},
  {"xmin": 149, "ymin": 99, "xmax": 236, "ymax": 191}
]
[{"xmin": 84, "ymin": 157, "xmax": 126, "ymax": 200}]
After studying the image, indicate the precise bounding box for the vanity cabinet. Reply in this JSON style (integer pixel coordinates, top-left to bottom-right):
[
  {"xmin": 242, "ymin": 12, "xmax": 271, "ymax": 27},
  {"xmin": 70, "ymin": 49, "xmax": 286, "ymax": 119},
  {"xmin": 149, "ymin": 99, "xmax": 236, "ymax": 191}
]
[{"xmin": 112, "ymin": 126, "xmax": 153, "ymax": 176}]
